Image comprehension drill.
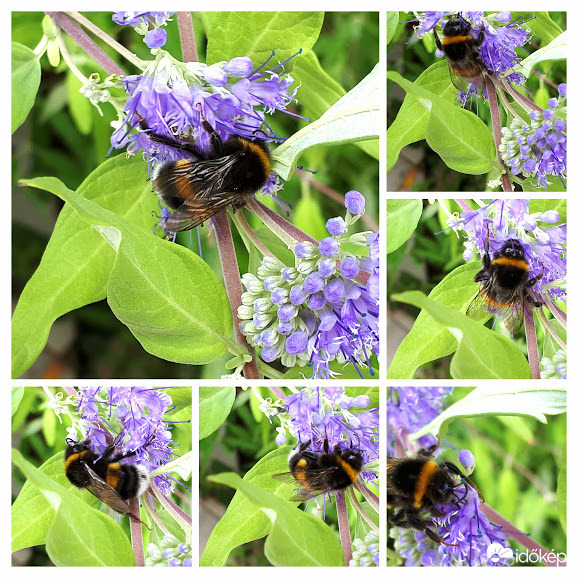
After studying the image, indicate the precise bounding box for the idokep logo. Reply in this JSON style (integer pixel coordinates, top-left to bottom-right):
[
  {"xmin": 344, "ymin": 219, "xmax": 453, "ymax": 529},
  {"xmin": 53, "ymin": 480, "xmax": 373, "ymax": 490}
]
[
  {"xmin": 487, "ymin": 543, "xmax": 513, "ymax": 564},
  {"xmin": 488, "ymin": 543, "xmax": 567, "ymax": 566},
  {"xmin": 516, "ymin": 550, "xmax": 567, "ymax": 566}
]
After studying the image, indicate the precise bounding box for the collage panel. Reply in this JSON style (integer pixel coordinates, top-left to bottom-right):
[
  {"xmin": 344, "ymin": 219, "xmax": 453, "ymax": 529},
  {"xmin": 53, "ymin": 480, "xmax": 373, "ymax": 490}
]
[
  {"xmin": 12, "ymin": 11, "xmax": 378, "ymax": 381},
  {"xmin": 199, "ymin": 385, "xmax": 379, "ymax": 566},
  {"xmin": 387, "ymin": 12, "xmax": 566, "ymax": 193},
  {"xmin": 387, "ymin": 199, "xmax": 566, "ymax": 380},
  {"xmin": 386, "ymin": 386, "xmax": 567, "ymax": 567},
  {"xmin": 11, "ymin": 385, "xmax": 192, "ymax": 567}
]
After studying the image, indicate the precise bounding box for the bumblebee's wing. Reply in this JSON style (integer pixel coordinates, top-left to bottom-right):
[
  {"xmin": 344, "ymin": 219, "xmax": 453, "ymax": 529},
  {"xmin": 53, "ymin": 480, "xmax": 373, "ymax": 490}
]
[
  {"xmin": 465, "ymin": 286, "xmax": 492, "ymax": 322},
  {"xmin": 466, "ymin": 283, "xmax": 525, "ymax": 335},
  {"xmin": 448, "ymin": 65, "xmax": 472, "ymax": 93},
  {"xmin": 82, "ymin": 463, "xmax": 132, "ymax": 515},
  {"xmin": 154, "ymin": 156, "xmax": 244, "ymax": 232}
]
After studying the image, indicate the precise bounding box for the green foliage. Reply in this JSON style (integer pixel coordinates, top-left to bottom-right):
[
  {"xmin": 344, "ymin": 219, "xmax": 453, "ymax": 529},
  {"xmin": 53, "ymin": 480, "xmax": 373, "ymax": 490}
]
[
  {"xmin": 386, "ymin": 199, "xmax": 422, "ymax": 254},
  {"xmin": 392, "ymin": 291, "xmax": 532, "ymax": 379},
  {"xmin": 209, "ymin": 472, "xmax": 344, "ymax": 566},
  {"xmin": 11, "ymin": 42, "xmax": 41, "ymax": 134},
  {"xmin": 199, "ymin": 387, "xmax": 236, "ymax": 440}
]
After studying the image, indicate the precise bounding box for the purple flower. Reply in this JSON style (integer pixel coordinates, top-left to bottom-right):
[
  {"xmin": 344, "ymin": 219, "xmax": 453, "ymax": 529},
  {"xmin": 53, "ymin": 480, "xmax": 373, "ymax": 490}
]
[
  {"xmin": 387, "ymin": 387, "xmax": 453, "ymax": 456},
  {"xmin": 144, "ymin": 28, "xmax": 167, "ymax": 49},
  {"xmin": 238, "ymin": 192, "xmax": 379, "ymax": 379}
]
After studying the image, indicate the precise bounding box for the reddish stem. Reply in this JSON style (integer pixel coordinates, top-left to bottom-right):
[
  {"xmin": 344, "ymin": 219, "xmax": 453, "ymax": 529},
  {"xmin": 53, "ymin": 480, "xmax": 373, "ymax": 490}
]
[
  {"xmin": 46, "ymin": 12, "xmax": 125, "ymax": 76},
  {"xmin": 213, "ymin": 211, "xmax": 260, "ymax": 379}
]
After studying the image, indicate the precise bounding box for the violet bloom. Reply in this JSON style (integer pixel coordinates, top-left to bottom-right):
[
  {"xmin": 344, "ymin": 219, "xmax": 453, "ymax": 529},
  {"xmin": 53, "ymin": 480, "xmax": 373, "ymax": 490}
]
[
  {"xmin": 499, "ymin": 84, "xmax": 567, "ymax": 191},
  {"xmin": 238, "ymin": 192, "xmax": 378, "ymax": 379},
  {"xmin": 387, "ymin": 387, "xmax": 453, "ymax": 456}
]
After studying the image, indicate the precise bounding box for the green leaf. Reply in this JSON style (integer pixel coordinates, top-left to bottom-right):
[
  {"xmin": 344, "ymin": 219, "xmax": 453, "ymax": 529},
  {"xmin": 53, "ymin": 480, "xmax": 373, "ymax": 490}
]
[
  {"xmin": 391, "ymin": 290, "xmax": 532, "ymax": 379},
  {"xmin": 206, "ymin": 12, "xmax": 324, "ymax": 66},
  {"xmin": 12, "ymin": 449, "xmax": 134, "ymax": 566},
  {"xmin": 292, "ymin": 51, "xmax": 378, "ymax": 160},
  {"xmin": 12, "ymin": 387, "xmax": 24, "ymax": 418},
  {"xmin": 151, "ymin": 451, "xmax": 192, "ymax": 482},
  {"xmin": 208, "ymin": 472, "xmax": 343, "ymax": 566},
  {"xmin": 18, "ymin": 173, "xmax": 233, "ymax": 366},
  {"xmin": 201, "ymin": 448, "xmax": 292, "ymax": 566},
  {"xmin": 386, "ymin": 12, "xmax": 399, "ymax": 44},
  {"xmin": 199, "ymin": 387, "xmax": 236, "ymax": 440},
  {"xmin": 387, "ymin": 67, "xmax": 496, "ymax": 174},
  {"xmin": 386, "ymin": 199, "xmax": 422, "ymax": 253},
  {"xmin": 12, "ymin": 42, "xmax": 41, "ymax": 133},
  {"xmin": 410, "ymin": 386, "xmax": 567, "ymax": 442},
  {"xmin": 12, "ymin": 156, "xmax": 159, "ymax": 377},
  {"xmin": 518, "ymin": 30, "xmax": 567, "ymax": 77},
  {"xmin": 272, "ymin": 63, "xmax": 380, "ymax": 180},
  {"xmin": 387, "ymin": 263, "xmax": 480, "ymax": 378},
  {"xmin": 521, "ymin": 11, "xmax": 563, "ymax": 43}
]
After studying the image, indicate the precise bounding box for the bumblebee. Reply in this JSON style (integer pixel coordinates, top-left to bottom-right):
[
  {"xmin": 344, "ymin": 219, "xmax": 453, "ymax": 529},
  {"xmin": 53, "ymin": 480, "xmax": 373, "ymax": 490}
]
[
  {"xmin": 387, "ymin": 448, "xmax": 484, "ymax": 547},
  {"xmin": 64, "ymin": 437, "xmax": 150, "ymax": 523},
  {"xmin": 272, "ymin": 439, "xmax": 363, "ymax": 502},
  {"xmin": 433, "ymin": 14, "xmax": 491, "ymax": 92},
  {"xmin": 141, "ymin": 113, "xmax": 270, "ymax": 233},
  {"xmin": 466, "ymin": 233, "xmax": 543, "ymax": 335}
]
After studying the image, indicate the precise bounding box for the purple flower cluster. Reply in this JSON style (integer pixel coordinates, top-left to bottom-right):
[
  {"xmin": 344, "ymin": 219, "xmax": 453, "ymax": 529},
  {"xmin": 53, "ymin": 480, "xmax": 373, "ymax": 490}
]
[
  {"xmin": 453, "ymin": 200, "xmax": 566, "ymax": 302},
  {"xmin": 500, "ymin": 84, "xmax": 567, "ymax": 191},
  {"xmin": 280, "ymin": 386, "xmax": 378, "ymax": 486},
  {"xmin": 69, "ymin": 386, "xmax": 177, "ymax": 495},
  {"xmin": 238, "ymin": 192, "xmax": 379, "ymax": 379},
  {"xmin": 111, "ymin": 48, "xmax": 300, "ymax": 167},
  {"xmin": 387, "ymin": 387, "xmax": 454, "ymax": 456},
  {"xmin": 113, "ymin": 12, "xmax": 175, "ymax": 49},
  {"xmin": 145, "ymin": 534, "xmax": 192, "ymax": 567}
]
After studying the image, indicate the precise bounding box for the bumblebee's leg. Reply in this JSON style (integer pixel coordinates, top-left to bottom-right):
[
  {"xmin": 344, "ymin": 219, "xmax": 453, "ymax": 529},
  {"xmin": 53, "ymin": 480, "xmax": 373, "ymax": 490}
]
[
  {"xmin": 145, "ymin": 129, "xmax": 211, "ymax": 160},
  {"xmin": 391, "ymin": 512, "xmax": 459, "ymax": 547},
  {"xmin": 196, "ymin": 103, "xmax": 224, "ymax": 156},
  {"xmin": 474, "ymin": 23, "xmax": 485, "ymax": 48},
  {"xmin": 526, "ymin": 265, "xmax": 544, "ymax": 288},
  {"xmin": 433, "ymin": 28, "xmax": 442, "ymax": 51},
  {"xmin": 406, "ymin": 514, "xmax": 459, "ymax": 547}
]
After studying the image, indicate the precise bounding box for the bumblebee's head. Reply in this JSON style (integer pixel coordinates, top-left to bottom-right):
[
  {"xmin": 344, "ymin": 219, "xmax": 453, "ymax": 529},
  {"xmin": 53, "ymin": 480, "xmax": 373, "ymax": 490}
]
[
  {"xmin": 427, "ymin": 460, "xmax": 465, "ymax": 504},
  {"xmin": 65, "ymin": 437, "xmax": 90, "ymax": 456},
  {"xmin": 500, "ymin": 239, "xmax": 526, "ymax": 260},
  {"xmin": 339, "ymin": 448, "xmax": 364, "ymax": 473},
  {"xmin": 443, "ymin": 14, "xmax": 471, "ymax": 36}
]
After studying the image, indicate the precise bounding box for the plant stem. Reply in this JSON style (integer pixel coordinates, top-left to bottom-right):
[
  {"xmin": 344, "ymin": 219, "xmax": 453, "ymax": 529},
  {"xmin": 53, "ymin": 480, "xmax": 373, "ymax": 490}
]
[
  {"xmin": 46, "ymin": 12, "xmax": 126, "ymax": 76},
  {"xmin": 67, "ymin": 11, "xmax": 146, "ymax": 70},
  {"xmin": 213, "ymin": 211, "xmax": 260, "ymax": 379},
  {"xmin": 298, "ymin": 172, "xmax": 378, "ymax": 232},
  {"xmin": 177, "ymin": 12, "xmax": 198, "ymax": 62},
  {"xmin": 485, "ymin": 75, "xmax": 513, "ymax": 192},
  {"xmin": 336, "ymin": 491, "xmax": 352, "ymax": 566}
]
